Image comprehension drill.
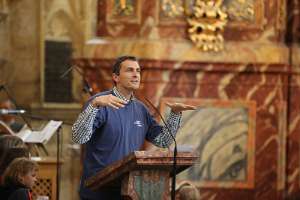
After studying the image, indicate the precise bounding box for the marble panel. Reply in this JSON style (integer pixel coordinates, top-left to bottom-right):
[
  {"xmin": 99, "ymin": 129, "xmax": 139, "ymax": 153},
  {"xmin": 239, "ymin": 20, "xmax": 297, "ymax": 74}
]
[{"xmin": 286, "ymin": 74, "xmax": 300, "ymax": 197}]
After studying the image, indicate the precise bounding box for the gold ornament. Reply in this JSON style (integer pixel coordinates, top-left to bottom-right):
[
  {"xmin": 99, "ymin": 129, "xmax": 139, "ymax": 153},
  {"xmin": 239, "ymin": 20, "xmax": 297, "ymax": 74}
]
[{"xmin": 187, "ymin": 0, "xmax": 228, "ymax": 52}]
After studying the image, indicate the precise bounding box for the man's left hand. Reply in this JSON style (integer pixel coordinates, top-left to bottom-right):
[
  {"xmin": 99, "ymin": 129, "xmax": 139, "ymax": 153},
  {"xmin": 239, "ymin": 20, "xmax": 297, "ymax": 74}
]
[{"xmin": 166, "ymin": 102, "xmax": 197, "ymax": 114}]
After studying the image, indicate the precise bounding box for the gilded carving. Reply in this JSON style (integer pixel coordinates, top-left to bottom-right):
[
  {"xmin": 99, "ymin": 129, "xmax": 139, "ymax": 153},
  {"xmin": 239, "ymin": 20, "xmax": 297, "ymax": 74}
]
[{"xmin": 187, "ymin": 0, "xmax": 228, "ymax": 51}]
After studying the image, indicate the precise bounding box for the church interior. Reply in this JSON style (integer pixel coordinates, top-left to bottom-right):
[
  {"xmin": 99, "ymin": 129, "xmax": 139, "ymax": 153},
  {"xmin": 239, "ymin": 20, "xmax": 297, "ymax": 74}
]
[{"xmin": 0, "ymin": 0, "xmax": 300, "ymax": 199}]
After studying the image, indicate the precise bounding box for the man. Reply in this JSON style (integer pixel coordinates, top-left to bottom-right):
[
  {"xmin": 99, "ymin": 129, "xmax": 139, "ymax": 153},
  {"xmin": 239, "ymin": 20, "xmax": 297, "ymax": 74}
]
[
  {"xmin": 72, "ymin": 56, "xmax": 196, "ymax": 200},
  {"xmin": 0, "ymin": 100, "xmax": 25, "ymax": 133}
]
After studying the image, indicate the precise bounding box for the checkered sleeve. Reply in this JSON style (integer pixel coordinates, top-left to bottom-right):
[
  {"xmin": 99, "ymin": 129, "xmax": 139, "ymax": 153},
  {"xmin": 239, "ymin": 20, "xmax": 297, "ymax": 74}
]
[
  {"xmin": 72, "ymin": 104, "xmax": 98, "ymax": 144},
  {"xmin": 151, "ymin": 111, "xmax": 182, "ymax": 148}
]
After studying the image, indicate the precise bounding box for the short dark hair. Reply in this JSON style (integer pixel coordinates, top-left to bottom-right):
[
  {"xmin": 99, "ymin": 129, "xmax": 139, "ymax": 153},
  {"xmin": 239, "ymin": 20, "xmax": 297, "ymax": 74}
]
[{"xmin": 112, "ymin": 56, "xmax": 138, "ymax": 75}]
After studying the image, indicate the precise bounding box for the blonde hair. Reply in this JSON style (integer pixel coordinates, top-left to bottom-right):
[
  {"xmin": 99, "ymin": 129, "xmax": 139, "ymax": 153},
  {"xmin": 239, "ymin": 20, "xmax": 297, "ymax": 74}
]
[{"xmin": 3, "ymin": 157, "xmax": 38, "ymax": 187}]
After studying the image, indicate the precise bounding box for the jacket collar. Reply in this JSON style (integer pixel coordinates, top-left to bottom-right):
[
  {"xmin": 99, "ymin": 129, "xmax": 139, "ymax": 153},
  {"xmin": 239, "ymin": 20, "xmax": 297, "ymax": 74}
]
[{"xmin": 112, "ymin": 87, "xmax": 135, "ymax": 102}]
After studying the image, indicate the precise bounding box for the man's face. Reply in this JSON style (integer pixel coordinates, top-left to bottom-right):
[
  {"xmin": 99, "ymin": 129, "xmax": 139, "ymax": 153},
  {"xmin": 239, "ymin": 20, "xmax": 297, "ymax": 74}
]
[{"xmin": 113, "ymin": 60, "xmax": 141, "ymax": 91}]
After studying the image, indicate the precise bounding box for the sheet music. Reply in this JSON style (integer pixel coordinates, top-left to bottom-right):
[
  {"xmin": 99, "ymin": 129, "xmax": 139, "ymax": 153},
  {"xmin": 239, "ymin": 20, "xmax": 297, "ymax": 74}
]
[
  {"xmin": 16, "ymin": 120, "xmax": 62, "ymax": 144},
  {"xmin": 16, "ymin": 129, "xmax": 32, "ymax": 141}
]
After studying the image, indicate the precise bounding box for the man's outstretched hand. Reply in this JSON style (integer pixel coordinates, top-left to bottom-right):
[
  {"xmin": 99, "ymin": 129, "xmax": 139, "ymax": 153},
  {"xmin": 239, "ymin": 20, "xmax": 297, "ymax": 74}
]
[
  {"xmin": 166, "ymin": 102, "xmax": 197, "ymax": 114},
  {"xmin": 91, "ymin": 94, "xmax": 127, "ymax": 109}
]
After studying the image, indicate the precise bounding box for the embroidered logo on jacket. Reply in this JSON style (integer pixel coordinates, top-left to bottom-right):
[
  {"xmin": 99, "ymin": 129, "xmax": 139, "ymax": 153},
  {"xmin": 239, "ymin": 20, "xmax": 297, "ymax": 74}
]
[{"xmin": 134, "ymin": 120, "xmax": 143, "ymax": 127}]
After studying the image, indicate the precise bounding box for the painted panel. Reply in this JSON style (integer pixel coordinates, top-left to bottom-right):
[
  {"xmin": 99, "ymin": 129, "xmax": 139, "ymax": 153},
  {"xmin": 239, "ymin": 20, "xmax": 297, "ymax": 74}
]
[
  {"xmin": 160, "ymin": 98, "xmax": 256, "ymax": 188},
  {"xmin": 106, "ymin": 0, "xmax": 141, "ymax": 24}
]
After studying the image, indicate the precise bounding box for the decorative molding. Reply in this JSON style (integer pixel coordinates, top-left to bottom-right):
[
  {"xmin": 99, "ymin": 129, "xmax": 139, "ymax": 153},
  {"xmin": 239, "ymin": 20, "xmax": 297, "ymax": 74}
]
[{"xmin": 96, "ymin": 0, "xmax": 271, "ymax": 41}]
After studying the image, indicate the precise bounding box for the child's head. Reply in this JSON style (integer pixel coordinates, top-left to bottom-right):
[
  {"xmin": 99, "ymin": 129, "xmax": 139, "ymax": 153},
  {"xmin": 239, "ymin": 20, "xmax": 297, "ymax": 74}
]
[{"xmin": 3, "ymin": 157, "xmax": 38, "ymax": 188}]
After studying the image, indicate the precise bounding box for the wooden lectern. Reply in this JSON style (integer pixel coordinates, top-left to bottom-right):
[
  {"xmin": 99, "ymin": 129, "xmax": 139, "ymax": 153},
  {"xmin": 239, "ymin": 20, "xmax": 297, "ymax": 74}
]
[{"xmin": 85, "ymin": 150, "xmax": 197, "ymax": 200}]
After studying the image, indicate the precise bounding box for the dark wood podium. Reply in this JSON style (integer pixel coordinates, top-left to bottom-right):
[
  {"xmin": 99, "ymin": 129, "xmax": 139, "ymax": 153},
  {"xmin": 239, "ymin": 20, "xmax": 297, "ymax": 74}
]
[{"xmin": 85, "ymin": 150, "xmax": 197, "ymax": 200}]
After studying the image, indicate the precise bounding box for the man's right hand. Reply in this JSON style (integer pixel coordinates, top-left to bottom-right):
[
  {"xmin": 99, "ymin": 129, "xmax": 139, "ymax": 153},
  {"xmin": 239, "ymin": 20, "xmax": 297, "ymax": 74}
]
[{"xmin": 91, "ymin": 94, "xmax": 127, "ymax": 109}]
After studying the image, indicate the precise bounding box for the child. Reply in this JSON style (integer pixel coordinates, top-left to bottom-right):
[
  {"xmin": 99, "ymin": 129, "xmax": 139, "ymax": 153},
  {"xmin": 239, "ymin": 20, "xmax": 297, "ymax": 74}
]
[
  {"xmin": 0, "ymin": 99, "xmax": 25, "ymax": 133},
  {"xmin": 0, "ymin": 157, "xmax": 38, "ymax": 200}
]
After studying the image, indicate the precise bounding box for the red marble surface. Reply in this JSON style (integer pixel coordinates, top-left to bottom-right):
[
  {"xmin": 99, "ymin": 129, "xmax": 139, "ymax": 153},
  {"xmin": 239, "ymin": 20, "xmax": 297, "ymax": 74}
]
[
  {"xmin": 286, "ymin": 74, "xmax": 300, "ymax": 198},
  {"xmin": 73, "ymin": 58, "xmax": 300, "ymax": 200},
  {"xmin": 286, "ymin": 0, "xmax": 300, "ymax": 198}
]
